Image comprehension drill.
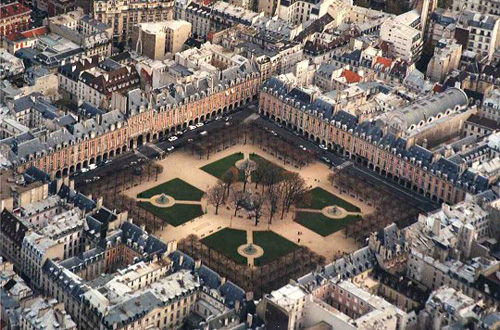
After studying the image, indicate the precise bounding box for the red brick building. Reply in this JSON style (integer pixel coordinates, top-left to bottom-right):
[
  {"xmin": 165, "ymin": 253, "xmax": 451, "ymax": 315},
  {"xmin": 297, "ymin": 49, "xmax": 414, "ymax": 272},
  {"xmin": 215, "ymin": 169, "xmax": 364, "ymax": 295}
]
[
  {"xmin": 11, "ymin": 72, "xmax": 260, "ymax": 178},
  {"xmin": 0, "ymin": 2, "xmax": 31, "ymax": 38},
  {"xmin": 259, "ymin": 78, "xmax": 488, "ymax": 205}
]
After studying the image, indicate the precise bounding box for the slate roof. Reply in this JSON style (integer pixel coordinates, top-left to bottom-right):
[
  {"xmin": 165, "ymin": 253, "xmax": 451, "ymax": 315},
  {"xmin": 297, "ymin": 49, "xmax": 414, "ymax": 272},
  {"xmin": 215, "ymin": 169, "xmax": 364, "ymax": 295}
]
[
  {"xmin": 297, "ymin": 246, "xmax": 376, "ymax": 288},
  {"xmin": 42, "ymin": 259, "xmax": 87, "ymax": 300},
  {"xmin": 0, "ymin": 210, "xmax": 29, "ymax": 247},
  {"xmin": 97, "ymin": 222, "xmax": 168, "ymax": 258},
  {"xmin": 199, "ymin": 265, "xmax": 222, "ymax": 289},
  {"xmin": 58, "ymin": 184, "xmax": 96, "ymax": 212},
  {"xmin": 219, "ymin": 281, "xmax": 246, "ymax": 307},
  {"xmin": 102, "ymin": 291, "xmax": 161, "ymax": 327}
]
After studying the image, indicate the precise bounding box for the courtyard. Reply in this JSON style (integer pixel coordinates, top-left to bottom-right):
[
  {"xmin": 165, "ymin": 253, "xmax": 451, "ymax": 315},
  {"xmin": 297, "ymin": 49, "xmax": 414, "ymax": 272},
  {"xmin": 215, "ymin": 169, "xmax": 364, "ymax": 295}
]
[{"xmin": 125, "ymin": 144, "xmax": 372, "ymax": 262}]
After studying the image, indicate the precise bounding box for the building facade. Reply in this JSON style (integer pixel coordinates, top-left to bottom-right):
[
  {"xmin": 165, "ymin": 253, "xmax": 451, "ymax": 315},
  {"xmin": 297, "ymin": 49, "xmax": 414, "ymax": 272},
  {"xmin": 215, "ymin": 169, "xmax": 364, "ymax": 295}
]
[
  {"xmin": 91, "ymin": 0, "xmax": 174, "ymax": 44},
  {"xmin": 380, "ymin": 14, "xmax": 423, "ymax": 63},
  {"xmin": 5, "ymin": 69, "xmax": 260, "ymax": 178},
  {"xmin": 0, "ymin": 2, "xmax": 31, "ymax": 38},
  {"xmin": 132, "ymin": 20, "xmax": 191, "ymax": 60},
  {"xmin": 259, "ymin": 78, "xmax": 488, "ymax": 205}
]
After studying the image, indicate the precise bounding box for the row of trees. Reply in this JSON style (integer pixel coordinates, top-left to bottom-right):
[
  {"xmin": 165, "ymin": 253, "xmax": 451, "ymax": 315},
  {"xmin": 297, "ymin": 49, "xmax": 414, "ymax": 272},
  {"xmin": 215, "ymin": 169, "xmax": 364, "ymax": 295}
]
[
  {"xmin": 78, "ymin": 160, "xmax": 164, "ymax": 233},
  {"xmin": 206, "ymin": 158, "xmax": 310, "ymax": 225},
  {"xmin": 186, "ymin": 121, "xmax": 316, "ymax": 169},
  {"xmin": 328, "ymin": 168, "xmax": 420, "ymax": 243},
  {"xmin": 179, "ymin": 234, "xmax": 325, "ymax": 297}
]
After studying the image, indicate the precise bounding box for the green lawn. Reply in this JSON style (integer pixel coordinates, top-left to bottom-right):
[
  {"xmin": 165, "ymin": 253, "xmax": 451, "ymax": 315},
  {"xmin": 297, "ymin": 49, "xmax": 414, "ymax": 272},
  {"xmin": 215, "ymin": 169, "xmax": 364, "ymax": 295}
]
[
  {"xmin": 253, "ymin": 231, "xmax": 299, "ymax": 266},
  {"xmin": 138, "ymin": 202, "xmax": 204, "ymax": 227},
  {"xmin": 201, "ymin": 152, "xmax": 244, "ymax": 178},
  {"xmin": 298, "ymin": 187, "xmax": 361, "ymax": 212},
  {"xmin": 201, "ymin": 228, "xmax": 248, "ymax": 265},
  {"xmin": 137, "ymin": 178, "xmax": 204, "ymax": 201},
  {"xmin": 294, "ymin": 211, "xmax": 361, "ymax": 237}
]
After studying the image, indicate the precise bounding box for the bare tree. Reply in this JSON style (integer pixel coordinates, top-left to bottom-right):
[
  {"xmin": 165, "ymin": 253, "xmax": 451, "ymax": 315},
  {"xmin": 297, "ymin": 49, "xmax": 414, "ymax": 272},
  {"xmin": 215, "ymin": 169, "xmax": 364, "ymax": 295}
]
[
  {"xmin": 230, "ymin": 189, "xmax": 249, "ymax": 216},
  {"xmin": 250, "ymin": 193, "xmax": 266, "ymax": 226},
  {"xmin": 240, "ymin": 158, "xmax": 257, "ymax": 191},
  {"xmin": 280, "ymin": 172, "xmax": 309, "ymax": 219},
  {"xmin": 252, "ymin": 159, "xmax": 267, "ymax": 189},
  {"xmin": 221, "ymin": 167, "xmax": 239, "ymax": 197},
  {"xmin": 263, "ymin": 161, "xmax": 283, "ymax": 191},
  {"xmin": 266, "ymin": 183, "xmax": 282, "ymax": 224},
  {"xmin": 207, "ymin": 181, "xmax": 226, "ymax": 214}
]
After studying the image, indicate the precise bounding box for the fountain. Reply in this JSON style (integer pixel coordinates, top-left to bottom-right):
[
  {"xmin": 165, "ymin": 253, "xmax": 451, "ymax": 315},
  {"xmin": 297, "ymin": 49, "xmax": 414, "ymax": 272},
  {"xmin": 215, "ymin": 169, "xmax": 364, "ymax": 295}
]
[
  {"xmin": 327, "ymin": 206, "xmax": 342, "ymax": 216},
  {"xmin": 243, "ymin": 244, "xmax": 258, "ymax": 255},
  {"xmin": 155, "ymin": 193, "xmax": 170, "ymax": 205}
]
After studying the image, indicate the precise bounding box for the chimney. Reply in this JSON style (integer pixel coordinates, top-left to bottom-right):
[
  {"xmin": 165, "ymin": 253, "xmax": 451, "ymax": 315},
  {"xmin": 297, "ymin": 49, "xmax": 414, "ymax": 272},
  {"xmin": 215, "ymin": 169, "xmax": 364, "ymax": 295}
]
[
  {"xmin": 97, "ymin": 196, "xmax": 103, "ymax": 209},
  {"xmin": 246, "ymin": 313, "xmax": 253, "ymax": 327},
  {"xmin": 432, "ymin": 218, "xmax": 441, "ymax": 237},
  {"xmin": 194, "ymin": 259, "xmax": 202, "ymax": 269}
]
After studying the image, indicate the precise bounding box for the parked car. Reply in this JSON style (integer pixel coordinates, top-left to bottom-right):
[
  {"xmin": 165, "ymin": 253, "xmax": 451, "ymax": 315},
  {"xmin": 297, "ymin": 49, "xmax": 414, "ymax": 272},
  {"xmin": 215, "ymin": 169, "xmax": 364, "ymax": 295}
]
[
  {"xmin": 188, "ymin": 125, "xmax": 197, "ymax": 130},
  {"xmin": 88, "ymin": 163, "xmax": 97, "ymax": 170},
  {"xmin": 215, "ymin": 116, "xmax": 222, "ymax": 121},
  {"xmin": 81, "ymin": 167, "xmax": 89, "ymax": 173},
  {"xmin": 105, "ymin": 159, "xmax": 112, "ymax": 164},
  {"xmin": 167, "ymin": 146, "xmax": 175, "ymax": 152},
  {"xmin": 175, "ymin": 131, "xmax": 183, "ymax": 136},
  {"xmin": 319, "ymin": 144, "xmax": 327, "ymax": 150},
  {"xmin": 322, "ymin": 157, "xmax": 331, "ymax": 163},
  {"xmin": 299, "ymin": 145, "xmax": 307, "ymax": 151},
  {"xmin": 196, "ymin": 122, "xmax": 204, "ymax": 127},
  {"xmin": 200, "ymin": 131, "xmax": 208, "ymax": 136},
  {"xmin": 168, "ymin": 136, "xmax": 178, "ymax": 142}
]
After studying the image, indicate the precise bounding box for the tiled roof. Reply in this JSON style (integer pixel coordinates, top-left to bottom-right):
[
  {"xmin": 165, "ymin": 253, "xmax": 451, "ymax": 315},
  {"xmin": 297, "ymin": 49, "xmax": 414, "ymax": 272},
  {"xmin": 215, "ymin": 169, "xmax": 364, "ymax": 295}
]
[
  {"xmin": 340, "ymin": 70, "xmax": 362, "ymax": 84},
  {"xmin": 4, "ymin": 26, "xmax": 48, "ymax": 42},
  {"xmin": 0, "ymin": 2, "xmax": 31, "ymax": 18}
]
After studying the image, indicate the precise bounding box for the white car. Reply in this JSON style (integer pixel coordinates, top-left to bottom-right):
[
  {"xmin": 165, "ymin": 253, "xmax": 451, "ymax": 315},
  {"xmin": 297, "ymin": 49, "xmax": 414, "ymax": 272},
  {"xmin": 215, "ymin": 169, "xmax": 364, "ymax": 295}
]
[
  {"xmin": 215, "ymin": 116, "xmax": 222, "ymax": 121},
  {"xmin": 319, "ymin": 144, "xmax": 327, "ymax": 150},
  {"xmin": 88, "ymin": 164, "xmax": 97, "ymax": 170},
  {"xmin": 188, "ymin": 125, "xmax": 197, "ymax": 130},
  {"xmin": 81, "ymin": 168, "xmax": 89, "ymax": 173},
  {"xmin": 299, "ymin": 145, "xmax": 307, "ymax": 151},
  {"xmin": 167, "ymin": 146, "xmax": 175, "ymax": 152},
  {"xmin": 200, "ymin": 131, "xmax": 208, "ymax": 136},
  {"xmin": 196, "ymin": 122, "xmax": 204, "ymax": 127},
  {"xmin": 168, "ymin": 136, "xmax": 178, "ymax": 142}
]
